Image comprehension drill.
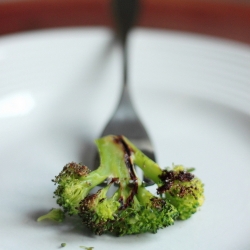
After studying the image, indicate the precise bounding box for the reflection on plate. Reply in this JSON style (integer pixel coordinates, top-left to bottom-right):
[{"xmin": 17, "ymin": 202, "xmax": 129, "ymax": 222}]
[{"xmin": 0, "ymin": 28, "xmax": 250, "ymax": 250}]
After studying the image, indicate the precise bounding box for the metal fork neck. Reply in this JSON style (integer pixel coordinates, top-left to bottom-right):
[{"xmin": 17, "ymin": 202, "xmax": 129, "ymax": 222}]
[{"xmin": 121, "ymin": 40, "xmax": 128, "ymax": 87}]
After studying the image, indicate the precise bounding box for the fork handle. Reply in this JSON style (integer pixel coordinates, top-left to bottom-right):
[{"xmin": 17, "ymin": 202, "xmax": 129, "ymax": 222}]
[
  {"xmin": 111, "ymin": 0, "xmax": 140, "ymax": 45},
  {"xmin": 111, "ymin": 0, "xmax": 140, "ymax": 86}
]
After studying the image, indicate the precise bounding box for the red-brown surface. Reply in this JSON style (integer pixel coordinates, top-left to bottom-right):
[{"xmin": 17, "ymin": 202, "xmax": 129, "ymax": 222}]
[{"xmin": 0, "ymin": 0, "xmax": 250, "ymax": 44}]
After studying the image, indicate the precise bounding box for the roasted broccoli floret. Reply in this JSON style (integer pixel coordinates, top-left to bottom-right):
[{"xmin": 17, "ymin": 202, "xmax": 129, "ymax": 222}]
[
  {"xmin": 124, "ymin": 136, "xmax": 205, "ymax": 220},
  {"xmin": 157, "ymin": 165, "xmax": 204, "ymax": 220},
  {"xmin": 51, "ymin": 135, "xmax": 204, "ymax": 235},
  {"xmin": 52, "ymin": 162, "xmax": 105, "ymax": 215}
]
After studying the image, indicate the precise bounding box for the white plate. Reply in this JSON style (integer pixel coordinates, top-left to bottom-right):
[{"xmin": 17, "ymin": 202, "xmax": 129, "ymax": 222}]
[{"xmin": 0, "ymin": 28, "xmax": 250, "ymax": 250}]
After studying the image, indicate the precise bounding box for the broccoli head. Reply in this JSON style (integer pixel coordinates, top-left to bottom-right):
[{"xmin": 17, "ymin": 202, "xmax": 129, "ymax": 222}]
[
  {"xmin": 52, "ymin": 162, "xmax": 107, "ymax": 215},
  {"xmin": 51, "ymin": 135, "xmax": 204, "ymax": 235},
  {"xmin": 78, "ymin": 184, "xmax": 178, "ymax": 236},
  {"xmin": 157, "ymin": 165, "xmax": 204, "ymax": 220},
  {"xmin": 124, "ymin": 136, "xmax": 205, "ymax": 220}
]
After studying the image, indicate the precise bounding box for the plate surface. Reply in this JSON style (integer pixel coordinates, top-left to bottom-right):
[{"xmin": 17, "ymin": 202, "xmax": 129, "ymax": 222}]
[{"xmin": 0, "ymin": 28, "xmax": 250, "ymax": 250}]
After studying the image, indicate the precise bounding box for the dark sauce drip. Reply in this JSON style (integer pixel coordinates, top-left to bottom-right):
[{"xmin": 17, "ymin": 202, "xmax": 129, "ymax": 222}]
[
  {"xmin": 118, "ymin": 197, "xmax": 124, "ymax": 207},
  {"xmin": 113, "ymin": 135, "xmax": 138, "ymax": 209},
  {"xmin": 110, "ymin": 177, "xmax": 119, "ymax": 184}
]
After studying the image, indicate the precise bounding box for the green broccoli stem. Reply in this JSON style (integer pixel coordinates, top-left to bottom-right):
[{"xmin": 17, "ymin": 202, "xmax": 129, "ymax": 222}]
[
  {"xmin": 122, "ymin": 136, "xmax": 163, "ymax": 185},
  {"xmin": 95, "ymin": 136, "xmax": 142, "ymax": 207},
  {"xmin": 37, "ymin": 208, "xmax": 65, "ymax": 222},
  {"xmin": 80, "ymin": 170, "xmax": 108, "ymax": 187},
  {"xmin": 136, "ymin": 186, "xmax": 154, "ymax": 206},
  {"xmin": 95, "ymin": 136, "xmax": 130, "ymax": 179}
]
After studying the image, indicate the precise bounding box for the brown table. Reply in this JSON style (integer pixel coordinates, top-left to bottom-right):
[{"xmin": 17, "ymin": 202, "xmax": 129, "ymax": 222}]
[{"xmin": 0, "ymin": 0, "xmax": 250, "ymax": 44}]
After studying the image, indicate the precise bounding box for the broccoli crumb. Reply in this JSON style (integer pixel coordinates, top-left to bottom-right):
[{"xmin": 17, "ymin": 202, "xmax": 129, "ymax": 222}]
[
  {"xmin": 79, "ymin": 247, "xmax": 94, "ymax": 250},
  {"xmin": 61, "ymin": 243, "xmax": 66, "ymax": 247}
]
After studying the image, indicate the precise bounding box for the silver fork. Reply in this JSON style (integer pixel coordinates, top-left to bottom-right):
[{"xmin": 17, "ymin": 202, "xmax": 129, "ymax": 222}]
[{"xmin": 94, "ymin": 0, "xmax": 155, "ymax": 186}]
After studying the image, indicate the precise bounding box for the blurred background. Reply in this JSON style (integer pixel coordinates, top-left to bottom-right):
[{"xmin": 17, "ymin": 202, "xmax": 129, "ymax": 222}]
[{"xmin": 0, "ymin": 0, "xmax": 250, "ymax": 44}]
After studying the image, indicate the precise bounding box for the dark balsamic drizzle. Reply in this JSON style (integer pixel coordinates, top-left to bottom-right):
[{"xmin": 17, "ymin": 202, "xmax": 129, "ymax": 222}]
[{"xmin": 113, "ymin": 135, "xmax": 138, "ymax": 209}]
